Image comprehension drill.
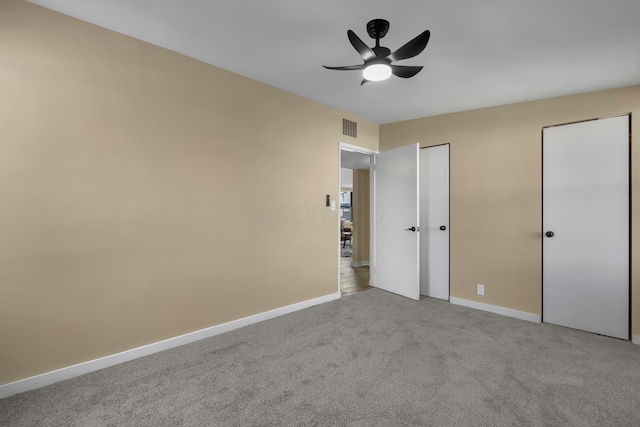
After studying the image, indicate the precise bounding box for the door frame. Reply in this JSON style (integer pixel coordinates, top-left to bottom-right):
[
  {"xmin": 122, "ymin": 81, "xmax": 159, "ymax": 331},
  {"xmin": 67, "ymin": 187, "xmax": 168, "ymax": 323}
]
[
  {"xmin": 541, "ymin": 113, "xmax": 632, "ymax": 339},
  {"xmin": 338, "ymin": 142, "xmax": 378, "ymax": 293}
]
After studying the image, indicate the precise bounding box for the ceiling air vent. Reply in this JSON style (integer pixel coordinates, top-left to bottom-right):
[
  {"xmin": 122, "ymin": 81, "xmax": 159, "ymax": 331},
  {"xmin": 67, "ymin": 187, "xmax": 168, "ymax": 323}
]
[{"xmin": 343, "ymin": 119, "xmax": 357, "ymax": 138}]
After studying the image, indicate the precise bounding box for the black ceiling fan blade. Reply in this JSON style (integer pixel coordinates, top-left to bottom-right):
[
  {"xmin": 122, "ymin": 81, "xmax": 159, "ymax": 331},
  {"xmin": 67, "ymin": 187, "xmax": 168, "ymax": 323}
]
[
  {"xmin": 388, "ymin": 30, "xmax": 430, "ymax": 62},
  {"xmin": 347, "ymin": 30, "xmax": 376, "ymax": 61},
  {"xmin": 323, "ymin": 64, "xmax": 366, "ymax": 71},
  {"xmin": 391, "ymin": 65, "xmax": 424, "ymax": 78}
]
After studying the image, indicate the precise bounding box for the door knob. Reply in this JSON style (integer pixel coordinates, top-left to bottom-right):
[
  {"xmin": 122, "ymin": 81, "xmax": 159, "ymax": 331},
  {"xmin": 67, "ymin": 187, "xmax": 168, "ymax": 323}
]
[
  {"xmin": 440, "ymin": 225, "xmax": 447, "ymax": 231},
  {"xmin": 404, "ymin": 226, "xmax": 417, "ymax": 232},
  {"xmin": 545, "ymin": 231, "xmax": 554, "ymax": 238}
]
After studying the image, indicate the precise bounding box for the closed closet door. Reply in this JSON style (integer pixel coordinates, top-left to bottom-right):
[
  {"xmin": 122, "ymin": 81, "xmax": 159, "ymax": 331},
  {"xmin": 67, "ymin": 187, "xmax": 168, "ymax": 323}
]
[
  {"xmin": 542, "ymin": 115, "xmax": 629, "ymax": 339},
  {"xmin": 419, "ymin": 144, "xmax": 450, "ymax": 300}
]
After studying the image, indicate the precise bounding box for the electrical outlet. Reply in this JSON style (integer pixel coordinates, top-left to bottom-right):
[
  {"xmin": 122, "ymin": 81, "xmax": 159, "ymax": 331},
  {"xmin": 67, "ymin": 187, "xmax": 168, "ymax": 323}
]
[{"xmin": 477, "ymin": 284, "xmax": 484, "ymax": 296}]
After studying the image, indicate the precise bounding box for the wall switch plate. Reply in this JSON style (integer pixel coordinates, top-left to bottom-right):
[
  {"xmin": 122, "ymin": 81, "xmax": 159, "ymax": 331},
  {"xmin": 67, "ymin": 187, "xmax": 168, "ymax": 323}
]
[
  {"xmin": 477, "ymin": 284, "xmax": 484, "ymax": 296},
  {"xmin": 331, "ymin": 200, "xmax": 336, "ymax": 211}
]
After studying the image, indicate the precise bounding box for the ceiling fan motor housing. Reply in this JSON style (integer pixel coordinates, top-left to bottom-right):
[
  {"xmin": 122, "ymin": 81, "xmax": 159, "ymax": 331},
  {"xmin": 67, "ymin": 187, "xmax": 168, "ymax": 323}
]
[{"xmin": 367, "ymin": 19, "xmax": 390, "ymax": 40}]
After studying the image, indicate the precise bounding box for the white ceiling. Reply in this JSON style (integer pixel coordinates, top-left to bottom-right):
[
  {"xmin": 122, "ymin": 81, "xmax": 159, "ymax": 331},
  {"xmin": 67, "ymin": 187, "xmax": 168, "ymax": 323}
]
[{"xmin": 28, "ymin": 0, "xmax": 640, "ymax": 124}]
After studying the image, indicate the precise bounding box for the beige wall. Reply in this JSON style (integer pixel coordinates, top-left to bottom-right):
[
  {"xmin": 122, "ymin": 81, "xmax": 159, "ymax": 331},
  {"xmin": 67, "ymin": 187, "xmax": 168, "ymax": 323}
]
[
  {"xmin": 352, "ymin": 169, "xmax": 370, "ymax": 264},
  {"xmin": 0, "ymin": 0, "xmax": 378, "ymax": 385},
  {"xmin": 380, "ymin": 85, "xmax": 640, "ymax": 336}
]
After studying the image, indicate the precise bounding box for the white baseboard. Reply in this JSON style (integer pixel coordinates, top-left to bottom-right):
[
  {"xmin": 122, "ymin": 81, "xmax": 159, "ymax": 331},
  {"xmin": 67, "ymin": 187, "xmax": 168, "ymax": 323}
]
[
  {"xmin": 449, "ymin": 297, "xmax": 541, "ymax": 323},
  {"xmin": 350, "ymin": 260, "xmax": 370, "ymax": 267},
  {"xmin": 0, "ymin": 292, "xmax": 341, "ymax": 400},
  {"xmin": 633, "ymin": 335, "xmax": 640, "ymax": 345}
]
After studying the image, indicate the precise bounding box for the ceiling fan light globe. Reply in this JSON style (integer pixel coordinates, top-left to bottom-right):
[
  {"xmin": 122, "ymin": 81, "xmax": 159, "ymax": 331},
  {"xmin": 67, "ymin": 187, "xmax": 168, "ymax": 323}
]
[{"xmin": 363, "ymin": 64, "xmax": 391, "ymax": 81}]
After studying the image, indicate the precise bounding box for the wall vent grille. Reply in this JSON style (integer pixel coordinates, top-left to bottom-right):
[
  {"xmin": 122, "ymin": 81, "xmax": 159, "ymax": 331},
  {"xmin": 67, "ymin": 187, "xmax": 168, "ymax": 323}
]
[{"xmin": 343, "ymin": 119, "xmax": 357, "ymax": 138}]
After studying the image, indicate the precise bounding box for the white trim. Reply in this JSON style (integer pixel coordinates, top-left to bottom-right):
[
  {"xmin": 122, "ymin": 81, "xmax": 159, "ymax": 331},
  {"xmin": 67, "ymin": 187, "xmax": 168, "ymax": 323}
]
[
  {"xmin": 633, "ymin": 335, "xmax": 640, "ymax": 345},
  {"xmin": 339, "ymin": 142, "xmax": 379, "ymax": 156},
  {"xmin": 450, "ymin": 297, "xmax": 541, "ymax": 323},
  {"xmin": 0, "ymin": 292, "xmax": 340, "ymax": 399},
  {"xmin": 350, "ymin": 261, "xmax": 370, "ymax": 267}
]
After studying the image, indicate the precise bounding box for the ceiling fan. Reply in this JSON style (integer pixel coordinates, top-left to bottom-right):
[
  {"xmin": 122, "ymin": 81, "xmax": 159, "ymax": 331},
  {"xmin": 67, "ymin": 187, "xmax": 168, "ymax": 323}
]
[{"xmin": 323, "ymin": 19, "xmax": 431, "ymax": 85}]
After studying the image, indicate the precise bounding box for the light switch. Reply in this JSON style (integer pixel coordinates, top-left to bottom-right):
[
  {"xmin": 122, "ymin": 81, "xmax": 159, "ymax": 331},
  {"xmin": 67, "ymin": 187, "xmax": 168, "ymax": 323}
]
[{"xmin": 331, "ymin": 200, "xmax": 336, "ymax": 211}]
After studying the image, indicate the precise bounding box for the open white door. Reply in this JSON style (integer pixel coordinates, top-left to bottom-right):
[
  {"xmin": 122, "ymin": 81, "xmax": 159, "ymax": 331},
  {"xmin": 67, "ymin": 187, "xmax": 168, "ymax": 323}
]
[
  {"xmin": 420, "ymin": 144, "xmax": 450, "ymax": 300},
  {"xmin": 374, "ymin": 143, "xmax": 420, "ymax": 300}
]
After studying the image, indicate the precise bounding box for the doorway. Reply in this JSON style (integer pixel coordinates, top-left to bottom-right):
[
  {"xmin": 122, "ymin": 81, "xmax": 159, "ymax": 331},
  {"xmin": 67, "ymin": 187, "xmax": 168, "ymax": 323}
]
[
  {"xmin": 339, "ymin": 142, "xmax": 450, "ymax": 301},
  {"xmin": 339, "ymin": 144, "xmax": 376, "ymax": 296}
]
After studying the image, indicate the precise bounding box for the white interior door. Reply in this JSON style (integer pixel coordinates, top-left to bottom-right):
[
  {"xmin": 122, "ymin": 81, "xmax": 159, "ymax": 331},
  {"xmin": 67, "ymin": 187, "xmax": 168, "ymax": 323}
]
[
  {"xmin": 543, "ymin": 115, "xmax": 629, "ymax": 340},
  {"xmin": 420, "ymin": 144, "xmax": 450, "ymax": 300},
  {"xmin": 374, "ymin": 143, "xmax": 420, "ymax": 300}
]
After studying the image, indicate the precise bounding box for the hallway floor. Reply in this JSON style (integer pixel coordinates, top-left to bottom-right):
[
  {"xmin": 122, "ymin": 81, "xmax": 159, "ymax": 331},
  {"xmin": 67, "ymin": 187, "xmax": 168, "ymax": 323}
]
[{"xmin": 340, "ymin": 252, "xmax": 370, "ymax": 296}]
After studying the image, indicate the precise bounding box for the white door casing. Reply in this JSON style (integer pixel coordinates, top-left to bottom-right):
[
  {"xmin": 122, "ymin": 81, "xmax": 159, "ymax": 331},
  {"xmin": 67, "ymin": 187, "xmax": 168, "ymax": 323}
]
[
  {"xmin": 420, "ymin": 144, "xmax": 450, "ymax": 300},
  {"xmin": 374, "ymin": 143, "xmax": 420, "ymax": 300},
  {"xmin": 542, "ymin": 115, "xmax": 629, "ymax": 339}
]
